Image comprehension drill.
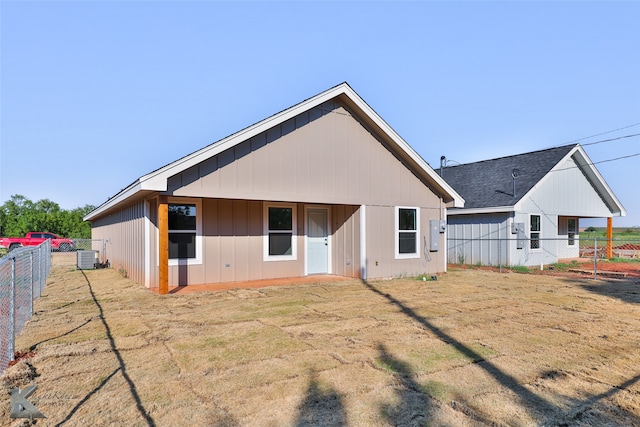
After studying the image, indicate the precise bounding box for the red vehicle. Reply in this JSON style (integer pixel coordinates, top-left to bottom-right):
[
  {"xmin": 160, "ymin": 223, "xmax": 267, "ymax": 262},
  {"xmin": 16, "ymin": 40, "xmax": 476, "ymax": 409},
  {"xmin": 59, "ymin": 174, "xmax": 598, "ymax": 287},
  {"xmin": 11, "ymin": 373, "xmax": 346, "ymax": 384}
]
[{"xmin": 0, "ymin": 232, "xmax": 75, "ymax": 252}]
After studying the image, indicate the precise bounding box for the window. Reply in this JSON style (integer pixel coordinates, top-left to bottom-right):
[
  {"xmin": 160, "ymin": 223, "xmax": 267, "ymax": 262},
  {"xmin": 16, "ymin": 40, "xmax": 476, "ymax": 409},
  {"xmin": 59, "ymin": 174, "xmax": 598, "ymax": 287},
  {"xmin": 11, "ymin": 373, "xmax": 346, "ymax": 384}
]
[
  {"xmin": 530, "ymin": 214, "xmax": 541, "ymax": 250},
  {"xmin": 264, "ymin": 203, "xmax": 297, "ymax": 260},
  {"xmin": 169, "ymin": 203, "xmax": 196, "ymax": 259},
  {"xmin": 396, "ymin": 207, "xmax": 419, "ymax": 258},
  {"xmin": 567, "ymin": 218, "xmax": 576, "ymax": 246}
]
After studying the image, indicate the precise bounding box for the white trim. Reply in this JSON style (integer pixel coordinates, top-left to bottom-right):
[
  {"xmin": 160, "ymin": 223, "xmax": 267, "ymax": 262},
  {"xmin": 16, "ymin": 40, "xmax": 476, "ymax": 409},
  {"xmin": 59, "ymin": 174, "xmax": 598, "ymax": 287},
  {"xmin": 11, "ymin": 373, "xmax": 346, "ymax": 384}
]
[
  {"xmin": 529, "ymin": 214, "xmax": 542, "ymax": 252},
  {"xmin": 144, "ymin": 200, "xmax": 151, "ymax": 288},
  {"xmin": 448, "ymin": 205, "xmax": 516, "ymax": 216},
  {"xmin": 167, "ymin": 197, "xmax": 203, "ymax": 266},
  {"xmin": 360, "ymin": 205, "xmax": 367, "ymax": 280},
  {"xmin": 84, "ymin": 181, "xmax": 144, "ymax": 221},
  {"xmin": 84, "ymin": 83, "xmax": 464, "ymax": 222},
  {"xmin": 304, "ymin": 206, "xmax": 332, "ymax": 275},
  {"xmin": 263, "ymin": 202, "xmax": 298, "ymax": 261},
  {"xmin": 395, "ymin": 206, "xmax": 420, "ymax": 259},
  {"xmin": 513, "ymin": 144, "xmax": 626, "ymax": 216}
]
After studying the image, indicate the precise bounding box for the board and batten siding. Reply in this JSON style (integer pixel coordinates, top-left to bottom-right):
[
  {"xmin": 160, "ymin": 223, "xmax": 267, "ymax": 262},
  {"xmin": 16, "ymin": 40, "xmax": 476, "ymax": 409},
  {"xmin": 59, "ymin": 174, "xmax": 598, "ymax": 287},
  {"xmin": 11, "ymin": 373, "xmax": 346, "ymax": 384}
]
[
  {"xmin": 159, "ymin": 199, "xmax": 362, "ymax": 286},
  {"xmin": 90, "ymin": 97, "xmax": 450, "ymax": 288},
  {"xmin": 366, "ymin": 205, "xmax": 447, "ymax": 279},
  {"xmin": 167, "ymin": 100, "xmax": 439, "ymax": 208},
  {"xmin": 447, "ymin": 213, "xmax": 510, "ymax": 266},
  {"xmin": 158, "ymin": 99, "xmax": 447, "ymax": 283},
  {"xmin": 90, "ymin": 200, "xmax": 147, "ymax": 285},
  {"xmin": 519, "ymin": 156, "xmax": 613, "ymax": 218}
]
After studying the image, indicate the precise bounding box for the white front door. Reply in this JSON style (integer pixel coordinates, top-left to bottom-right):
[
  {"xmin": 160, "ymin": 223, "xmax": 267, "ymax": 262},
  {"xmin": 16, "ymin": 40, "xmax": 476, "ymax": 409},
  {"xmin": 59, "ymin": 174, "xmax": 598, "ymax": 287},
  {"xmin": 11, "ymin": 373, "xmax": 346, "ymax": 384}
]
[{"xmin": 307, "ymin": 208, "xmax": 329, "ymax": 274}]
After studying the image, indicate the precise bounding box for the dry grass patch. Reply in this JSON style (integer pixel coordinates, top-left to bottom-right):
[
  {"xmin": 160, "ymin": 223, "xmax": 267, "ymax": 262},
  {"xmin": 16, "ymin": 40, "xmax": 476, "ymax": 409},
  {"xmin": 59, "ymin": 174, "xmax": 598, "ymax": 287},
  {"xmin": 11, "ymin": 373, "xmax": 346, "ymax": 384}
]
[{"xmin": 2, "ymin": 259, "xmax": 640, "ymax": 426}]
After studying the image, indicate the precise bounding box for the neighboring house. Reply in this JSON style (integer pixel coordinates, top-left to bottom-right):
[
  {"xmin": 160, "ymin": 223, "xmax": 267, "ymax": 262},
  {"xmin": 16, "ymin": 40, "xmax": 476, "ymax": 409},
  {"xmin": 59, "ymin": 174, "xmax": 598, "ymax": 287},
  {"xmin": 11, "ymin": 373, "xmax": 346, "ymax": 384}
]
[
  {"xmin": 84, "ymin": 83, "xmax": 464, "ymax": 292},
  {"xmin": 443, "ymin": 144, "xmax": 625, "ymax": 266}
]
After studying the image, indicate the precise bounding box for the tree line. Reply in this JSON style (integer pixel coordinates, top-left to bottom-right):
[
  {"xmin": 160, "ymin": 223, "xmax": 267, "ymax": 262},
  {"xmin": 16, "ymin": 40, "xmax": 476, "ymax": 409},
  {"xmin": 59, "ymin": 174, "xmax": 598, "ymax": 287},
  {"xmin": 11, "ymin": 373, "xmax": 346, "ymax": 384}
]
[{"xmin": 0, "ymin": 195, "xmax": 95, "ymax": 239}]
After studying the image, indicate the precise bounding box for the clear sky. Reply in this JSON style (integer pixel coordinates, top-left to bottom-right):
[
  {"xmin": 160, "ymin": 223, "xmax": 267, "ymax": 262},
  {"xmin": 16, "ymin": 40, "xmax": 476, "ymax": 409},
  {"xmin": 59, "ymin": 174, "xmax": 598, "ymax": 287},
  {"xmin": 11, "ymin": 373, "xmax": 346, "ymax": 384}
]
[{"xmin": 1, "ymin": 1, "xmax": 639, "ymax": 226}]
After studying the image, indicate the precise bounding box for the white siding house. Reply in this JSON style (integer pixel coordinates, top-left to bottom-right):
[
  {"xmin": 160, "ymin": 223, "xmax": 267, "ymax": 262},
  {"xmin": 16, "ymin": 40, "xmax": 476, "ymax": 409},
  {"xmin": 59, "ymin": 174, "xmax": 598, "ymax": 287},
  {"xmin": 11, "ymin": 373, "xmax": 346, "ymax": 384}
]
[{"xmin": 444, "ymin": 144, "xmax": 625, "ymax": 266}]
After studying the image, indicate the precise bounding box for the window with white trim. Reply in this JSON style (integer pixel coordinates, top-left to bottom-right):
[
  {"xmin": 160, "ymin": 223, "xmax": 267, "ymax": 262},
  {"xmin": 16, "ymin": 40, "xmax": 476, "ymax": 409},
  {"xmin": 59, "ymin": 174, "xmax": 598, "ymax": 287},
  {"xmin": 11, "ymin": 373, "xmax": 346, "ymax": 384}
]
[
  {"xmin": 169, "ymin": 203, "xmax": 197, "ymax": 259},
  {"xmin": 166, "ymin": 199, "xmax": 202, "ymax": 265},
  {"xmin": 530, "ymin": 214, "xmax": 541, "ymax": 250},
  {"xmin": 395, "ymin": 207, "xmax": 419, "ymax": 258},
  {"xmin": 264, "ymin": 203, "xmax": 297, "ymax": 260},
  {"xmin": 567, "ymin": 218, "xmax": 577, "ymax": 246}
]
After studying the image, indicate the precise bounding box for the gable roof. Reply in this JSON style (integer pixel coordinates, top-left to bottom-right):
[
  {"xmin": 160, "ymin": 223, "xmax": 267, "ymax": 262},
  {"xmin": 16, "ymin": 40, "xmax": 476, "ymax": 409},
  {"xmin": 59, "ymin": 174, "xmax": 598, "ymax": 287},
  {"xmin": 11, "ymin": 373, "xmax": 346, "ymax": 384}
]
[
  {"xmin": 443, "ymin": 144, "xmax": 625, "ymax": 216},
  {"xmin": 85, "ymin": 83, "xmax": 464, "ymax": 221}
]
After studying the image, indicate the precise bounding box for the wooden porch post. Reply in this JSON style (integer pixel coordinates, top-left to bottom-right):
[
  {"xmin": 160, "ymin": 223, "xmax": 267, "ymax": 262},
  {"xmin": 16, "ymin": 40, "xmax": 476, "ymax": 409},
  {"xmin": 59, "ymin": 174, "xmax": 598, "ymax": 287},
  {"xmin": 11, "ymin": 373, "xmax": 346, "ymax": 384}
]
[
  {"xmin": 158, "ymin": 196, "xmax": 169, "ymax": 295},
  {"xmin": 606, "ymin": 217, "xmax": 613, "ymax": 259}
]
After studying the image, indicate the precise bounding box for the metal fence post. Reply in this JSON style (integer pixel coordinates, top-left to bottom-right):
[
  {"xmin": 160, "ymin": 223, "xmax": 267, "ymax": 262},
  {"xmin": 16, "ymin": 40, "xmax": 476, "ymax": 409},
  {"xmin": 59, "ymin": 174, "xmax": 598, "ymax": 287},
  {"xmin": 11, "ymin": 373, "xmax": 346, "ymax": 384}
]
[
  {"xmin": 9, "ymin": 257, "xmax": 16, "ymax": 364},
  {"xmin": 593, "ymin": 237, "xmax": 598, "ymax": 279},
  {"xmin": 39, "ymin": 244, "xmax": 44, "ymax": 294},
  {"xmin": 499, "ymin": 237, "xmax": 502, "ymax": 273},
  {"xmin": 30, "ymin": 251, "xmax": 34, "ymax": 316}
]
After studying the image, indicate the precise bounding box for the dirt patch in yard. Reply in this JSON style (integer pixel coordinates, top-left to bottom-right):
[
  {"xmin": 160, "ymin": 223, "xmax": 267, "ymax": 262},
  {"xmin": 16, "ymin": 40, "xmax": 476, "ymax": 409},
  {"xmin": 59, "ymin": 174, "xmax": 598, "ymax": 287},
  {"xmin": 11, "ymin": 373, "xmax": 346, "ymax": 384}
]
[{"xmin": 2, "ymin": 258, "xmax": 640, "ymax": 426}]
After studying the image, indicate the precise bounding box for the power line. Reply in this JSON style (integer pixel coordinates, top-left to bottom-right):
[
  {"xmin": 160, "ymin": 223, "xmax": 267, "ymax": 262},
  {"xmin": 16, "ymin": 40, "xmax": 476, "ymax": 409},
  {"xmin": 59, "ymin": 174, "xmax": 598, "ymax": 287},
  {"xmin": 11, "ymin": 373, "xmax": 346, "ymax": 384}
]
[
  {"xmin": 565, "ymin": 122, "xmax": 640, "ymax": 144},
  {"xmin": 581, "ymin": 133, "xmax": 640, "ymax": 146},
  {"xmin": 553, "ymin": 152, "xmax": 640, "ymax": 172},
  {"xmin": 591, "ymin": 152, "xmax": 640, "ymax": 164}
]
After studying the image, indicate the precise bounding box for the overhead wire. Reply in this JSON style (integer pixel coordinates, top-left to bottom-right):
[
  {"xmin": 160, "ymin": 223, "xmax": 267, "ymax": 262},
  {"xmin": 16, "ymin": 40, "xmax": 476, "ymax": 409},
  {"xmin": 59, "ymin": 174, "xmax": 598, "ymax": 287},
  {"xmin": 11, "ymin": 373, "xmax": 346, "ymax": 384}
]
[
  {"xmin": 564, "ymin": 122, "xmax": 640, "ymax": 145},
  {"xmin": 551, "ymin": 122, "xmax": 640, "ymax": 170},
  {"xmin": 581, "ymin": 132, "xmax": 640, "ymax": 146},
  {"xmin": 552, "ymin": 152, "xmax": 640, "ymax": 172}
]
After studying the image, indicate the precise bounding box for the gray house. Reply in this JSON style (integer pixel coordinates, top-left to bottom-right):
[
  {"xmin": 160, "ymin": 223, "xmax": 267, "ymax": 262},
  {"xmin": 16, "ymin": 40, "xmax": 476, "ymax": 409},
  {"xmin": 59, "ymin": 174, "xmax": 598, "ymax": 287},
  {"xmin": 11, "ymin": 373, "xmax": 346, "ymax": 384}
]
[
  {"xmin": 443, "ymin": 144, "xmax": 625, "ymax": 266},
  {"xmin": 84, "ymin": 83, "xmax": 463, "ymax": 292}
]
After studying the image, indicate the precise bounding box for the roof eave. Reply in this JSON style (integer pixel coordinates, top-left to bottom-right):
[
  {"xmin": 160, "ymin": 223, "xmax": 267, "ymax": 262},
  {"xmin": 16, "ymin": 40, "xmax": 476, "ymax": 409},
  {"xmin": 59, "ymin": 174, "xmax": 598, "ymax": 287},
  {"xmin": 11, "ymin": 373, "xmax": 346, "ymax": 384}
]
[
  {"xmin": 85, "ymin": 83, "xmax": 465, "ymax": 218},
  {"xmin": 571, "ymin": 145, "xmax": 626, "ymax": 217},
  {"xmin": 447, "ymin": 205, "xmax": 516, "ymax": 215},
  {"xmin": 84, "ymin": 181, "xmax": 145, "ymax": 221}
]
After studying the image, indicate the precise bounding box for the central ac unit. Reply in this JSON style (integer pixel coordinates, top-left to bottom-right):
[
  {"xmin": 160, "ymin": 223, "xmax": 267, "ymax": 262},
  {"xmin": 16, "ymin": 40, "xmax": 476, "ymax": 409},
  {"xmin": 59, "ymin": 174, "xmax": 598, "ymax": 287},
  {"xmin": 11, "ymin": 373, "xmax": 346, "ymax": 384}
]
[{"xmin": 77, "ymin": 250, "xmax": 98, "ymax": 270}]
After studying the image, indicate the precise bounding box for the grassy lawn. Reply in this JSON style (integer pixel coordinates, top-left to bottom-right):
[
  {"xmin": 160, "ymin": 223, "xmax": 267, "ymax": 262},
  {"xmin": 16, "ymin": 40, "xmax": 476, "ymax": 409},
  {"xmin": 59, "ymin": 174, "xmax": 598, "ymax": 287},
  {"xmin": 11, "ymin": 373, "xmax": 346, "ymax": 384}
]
[
  {"xmin": 2, "ymin": 256, "xmax": 640, "ymax": 426},
  {"xmin": 581, "ymin": 226, "xmax": 640, "ymax": 241}
]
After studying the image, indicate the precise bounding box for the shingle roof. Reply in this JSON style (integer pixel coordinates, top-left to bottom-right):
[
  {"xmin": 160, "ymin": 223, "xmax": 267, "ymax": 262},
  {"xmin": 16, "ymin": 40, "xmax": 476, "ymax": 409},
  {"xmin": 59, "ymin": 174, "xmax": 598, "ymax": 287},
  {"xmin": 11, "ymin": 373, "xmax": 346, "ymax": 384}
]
[{"xmin": 442, "ymin": 144, "xmax": 577, "ymax": 209}]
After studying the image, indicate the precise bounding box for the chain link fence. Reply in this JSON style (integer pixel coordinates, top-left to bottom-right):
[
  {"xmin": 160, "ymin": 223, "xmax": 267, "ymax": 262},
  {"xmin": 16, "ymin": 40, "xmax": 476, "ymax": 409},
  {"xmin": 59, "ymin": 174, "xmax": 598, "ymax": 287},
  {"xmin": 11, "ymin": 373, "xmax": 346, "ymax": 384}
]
[
  {"xmin": 51, "ymin": 239, "xmax": 108, "ymax": 269},
  {"xmin": 447, "ymin": 236, "xmax": 640, "ymax": 277},
  {"xmin": 0, "ymin": 240, "xmax": 52, "ymax": 372}
]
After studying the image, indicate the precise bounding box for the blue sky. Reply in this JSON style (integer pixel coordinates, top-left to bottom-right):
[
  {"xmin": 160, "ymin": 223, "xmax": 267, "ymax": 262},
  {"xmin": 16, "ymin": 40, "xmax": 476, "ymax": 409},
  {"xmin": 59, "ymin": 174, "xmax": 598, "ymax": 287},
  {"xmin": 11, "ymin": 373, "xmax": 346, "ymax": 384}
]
[{"xmin": 1, "ymin": 1, "xmax": 639, "ymax": 226}]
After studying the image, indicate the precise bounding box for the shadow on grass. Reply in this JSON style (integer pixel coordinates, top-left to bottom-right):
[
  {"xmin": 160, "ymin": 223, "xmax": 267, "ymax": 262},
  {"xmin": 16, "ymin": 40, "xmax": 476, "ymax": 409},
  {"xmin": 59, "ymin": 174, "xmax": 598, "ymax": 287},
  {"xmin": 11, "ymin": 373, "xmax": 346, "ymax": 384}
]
[
  {"xmin": 55, "ymin": 271, "xmax": 156, "ymax": 427},
  {"xmin": 578, "ymin": 278, "xmax": 640, "ymax": 305},
  {"xmin": 376, "ymin": 343, "xmax": 436, "ymax": 425},
  {"xmin": 360, "ymin": 278, "xmax": 555, "ymax": 422},
  {"xmin": 361, "ymin": 278, "xmax": 640, "ymax": 425},
  {"xmin": 294, "ymin": 370, "xmax": 347, "ymax": 426},
  {"xmin": 554, "ymin": 372, "xmax": 640, "ymax": 425},
  {"xmin": 28, "ymin": 317, "xmax": 94, "ymax": 352}
]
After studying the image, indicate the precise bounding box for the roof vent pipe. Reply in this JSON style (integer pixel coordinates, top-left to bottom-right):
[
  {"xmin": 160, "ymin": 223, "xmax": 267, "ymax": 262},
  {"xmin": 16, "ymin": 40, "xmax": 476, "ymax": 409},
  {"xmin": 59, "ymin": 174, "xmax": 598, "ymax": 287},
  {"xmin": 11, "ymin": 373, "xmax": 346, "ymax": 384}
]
[
  {"xmin": 440, "ymin": 156, "xmax": 446, "ymax": 177},
  {"xmin": 512, "ymin": 168, "xmax": 519, "ymax": 198}
]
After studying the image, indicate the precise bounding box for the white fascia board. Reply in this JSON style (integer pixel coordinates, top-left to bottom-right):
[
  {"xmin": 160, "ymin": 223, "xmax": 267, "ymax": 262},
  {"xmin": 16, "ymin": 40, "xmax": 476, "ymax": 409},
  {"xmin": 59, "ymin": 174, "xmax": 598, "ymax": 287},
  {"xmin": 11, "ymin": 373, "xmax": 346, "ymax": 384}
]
[
  {"xmin": 447, "ymin": 205, "xmax": 515, "ymax": 216},
  {"xmin": 88, "ymin": 85, "xmax": 351, "ymax": 217},
  {"xmin": 84, "ymin": 180, "xmax": 143, "ymax": 221},
  {"xmin": 341, "ymin": 86, "xmax": 465, "ymax": 208},
  {"xmin": 139, "ymin": 84, "xmax": 355, "ymax": 192},
  {"xmin": 511, "ymin": 147, "xmax": 576, "ymax": 213},
  {"xmin": 512, "ymin": 145, "xmax": 626, "ymax": 216},
  {"xmin": 571, "ymin": 145, "xmax": 626, "ymax": 216},
  {"xmin": 87, "ymin": 83, "xmax": 465, "ymax": 218}
]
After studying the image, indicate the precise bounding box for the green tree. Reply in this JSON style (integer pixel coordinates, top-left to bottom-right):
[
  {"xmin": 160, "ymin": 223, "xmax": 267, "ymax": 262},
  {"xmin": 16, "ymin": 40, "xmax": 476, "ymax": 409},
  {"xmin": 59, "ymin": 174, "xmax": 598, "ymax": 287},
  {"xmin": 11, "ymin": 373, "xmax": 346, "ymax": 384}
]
[{"xmin": 0, "ymin": 195, "xmax": 95, "ymax": 238}]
